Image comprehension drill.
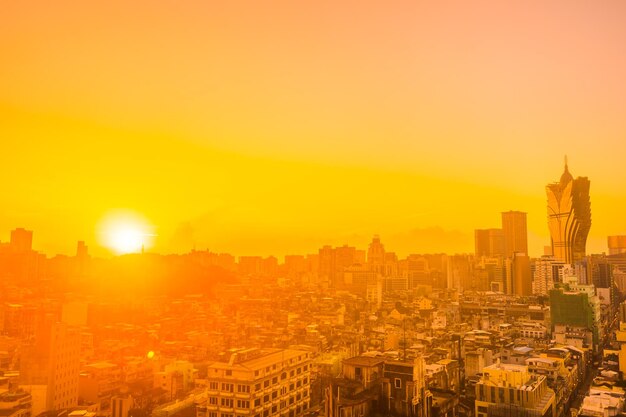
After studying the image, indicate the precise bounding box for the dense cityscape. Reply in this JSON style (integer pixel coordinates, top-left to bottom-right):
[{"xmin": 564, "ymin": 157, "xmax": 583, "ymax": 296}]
[
  {"xmin": 4, "ymin": 2, "xmax": 626, "ymax": 417},
  {"xmin": 1, "ymin": 161, "xmax": 626, "ymax": 417}
]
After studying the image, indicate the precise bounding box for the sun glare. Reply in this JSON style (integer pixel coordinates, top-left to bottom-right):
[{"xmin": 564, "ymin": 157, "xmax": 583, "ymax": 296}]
[{"xmin": 98, "ymin": 211, "xmax": 155, "ymax": 254}]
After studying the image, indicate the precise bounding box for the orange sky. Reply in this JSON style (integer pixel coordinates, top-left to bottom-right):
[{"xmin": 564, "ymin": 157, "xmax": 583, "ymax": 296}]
[{"xmin": 2, "ymin": 1, "xmax": 626, "ymax": 257}]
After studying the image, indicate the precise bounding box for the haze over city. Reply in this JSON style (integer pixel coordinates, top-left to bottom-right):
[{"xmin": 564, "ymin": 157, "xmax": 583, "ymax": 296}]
[
  {"xmin": 4, "ymin": 4, "xmax": 626, "ymax": 417},
  {"xmin": 3, "ymin": 1, "xmax": 626, "ymax": 257}
]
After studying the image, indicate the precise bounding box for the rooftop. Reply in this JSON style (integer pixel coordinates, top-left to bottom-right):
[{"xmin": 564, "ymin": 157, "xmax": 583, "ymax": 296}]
[{"xmin": 343, "ymin": 356, "xmax": 385, "ymax": 367}]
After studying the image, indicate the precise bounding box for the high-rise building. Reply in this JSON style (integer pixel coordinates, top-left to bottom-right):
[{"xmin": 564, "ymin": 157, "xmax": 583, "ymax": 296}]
[
  {"xmin": 367, "ymin": 235, "xmax": 386, "ymax": 274},
  {"xmin": 546, "ymin": 158, "xmax": 591, "ymax": 264},
  {"xmin": 549, "ymin": 282, "xmax": 601, "ymax": 348},
  {"xmin": 10, "ymin": 228, "xmax": 33, "ymax": 253},
  {"xmin": 501, "ymin": 211, "xmax": 528, "ymax": 258},
  {"xmin": 509, "ymin": 252, "xmax": 532, "ymax": 296},
  {"xmin": 76, "ymin": 241, "xmax": 89, "ymax": 259},
  {"xmin": 403, "ymin": 255, "xmax": 430, "ymax": 288},
  {"xmin": 473, "ymin": 256, "xmax": 505, "ymax": 292},
  {"xmin": 19, "ymin": 318, "xmax": 80, "ymax": 412},
  {"xmin": 608, "ymin": 236, "xmax": 626, "ymax": 255},
  {"xmin": 474, "ymin": 229, "xmax": 504, "ymax": 258},
  {"xmin": 531, "ymin": 257, "xmax": 566, "ymax": 296},
  {"xmin": 318, "ymin": 245, "xmax": 358, "ymax": 288}
]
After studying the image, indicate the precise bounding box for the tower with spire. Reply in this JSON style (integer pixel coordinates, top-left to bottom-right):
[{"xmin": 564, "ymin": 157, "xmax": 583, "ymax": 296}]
[{"xmin": 546, "ymin": 157, "xmax": 591, "ymax": 264}]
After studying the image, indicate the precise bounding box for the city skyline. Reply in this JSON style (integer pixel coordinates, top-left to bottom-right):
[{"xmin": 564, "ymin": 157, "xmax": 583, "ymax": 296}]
[
  {"xmin": 0, "ymin": 165, "xmax": 615, "ymax": 259},
  {"xmin": 4, "ymin": 4, "xmax": 626, "ymax": 417},
  {"xmin": 3, "ymin": 1, "xmax": 626, "ymax": 257}
]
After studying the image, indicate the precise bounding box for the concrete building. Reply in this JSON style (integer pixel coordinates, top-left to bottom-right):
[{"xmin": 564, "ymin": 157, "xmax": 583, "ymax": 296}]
[
  {"xmin": 475, "ymin": 363, "xmax": 555, "ymax": 417},
  {"xmin": 9, "ymin": 229, "xmax": 33, "ymax": 253},
  {"xmin": 475, "ymin": 229, "xmax": 505, "ymax": 258},
  {"xmin": 19, "ymin": 319, "xmax": 80, "ymax": 413},
  {"xmin": 501, "ymin": 212, "xmax": 528, "ymax": 259},
  {"xmin": 205, "ymin": 348, "xmax": 311, "ymax": 417},
  {"xmin": 532, "ymin": 257, "xmax": 566, "ymax": 296}
]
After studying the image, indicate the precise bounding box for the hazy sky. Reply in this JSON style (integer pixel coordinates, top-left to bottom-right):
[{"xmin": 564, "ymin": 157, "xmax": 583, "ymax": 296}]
[{"xmin": 2, "ymin": 1, "xmax": 626, "ymax": 257}]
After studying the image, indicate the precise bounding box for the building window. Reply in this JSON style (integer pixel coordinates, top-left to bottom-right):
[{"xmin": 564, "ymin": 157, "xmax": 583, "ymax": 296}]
[
  {"xmin": 237, "ymin": 385, "xmax": 250, "ymax": 393},
  {"xmin": 222, "ymin": 383, "xmax": 234, "ymax": 392},
  {"xmin": 225, "ymin": 370, "xmax": 232, "ymax": 376},
  {"xmin": 209, "ymin": 397, "xmax": 218, "ymax": 405},
  {"xmin": 394, "ymin": 378, "xmax": 402, "ymax": 389},
  {"xmin": 209, "ymin": 382, "xmax": 218, "ymax": 390}
]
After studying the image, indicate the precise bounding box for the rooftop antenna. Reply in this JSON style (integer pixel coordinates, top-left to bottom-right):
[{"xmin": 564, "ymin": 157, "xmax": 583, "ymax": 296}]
[{"xmin": 564, "ymin": 155, "xmax": 568, "ymax": 169}]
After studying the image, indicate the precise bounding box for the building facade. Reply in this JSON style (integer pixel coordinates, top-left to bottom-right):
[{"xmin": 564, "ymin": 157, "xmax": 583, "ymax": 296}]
[
  {"xmin": 546, "ymin": 159, "xmax": 591, "ymax": 264},
  {"xmin": 502, "ymin": 211, "xmax": 528, "ymax": 259},
  {"xmin": 205, "ymin": 348, "xmax": 311, "ymax": 417},
  {"xmin": 475, "ymin": 363, "xmax": 555, "ymax": 417}
]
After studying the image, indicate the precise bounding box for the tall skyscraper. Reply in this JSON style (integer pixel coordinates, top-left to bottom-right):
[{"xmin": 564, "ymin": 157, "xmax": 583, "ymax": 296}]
[
  {"xmin": 19, "ymin": 316, "xmax": 80, "ymax": 412},
  {"xmin": 501, "ymin": 211, "xmax": 528, "ymax": 258},
  {"xmin": 10, "ymin": 228, "xmax": 33, "ymax": 253},
  {"xmin": 507, "ymin": 252, "xmax": 532, "ymax": 296},
  {"xmin": 367, "ymin": 235, "xmax": 386, "ymax": 274},
  {"xmin": 474, "ymin": 228, "xmax": 504, "ymax": 257},
  {"xmin": 546, "ymin": 158, "xmax": 591, "ymax": 264}
]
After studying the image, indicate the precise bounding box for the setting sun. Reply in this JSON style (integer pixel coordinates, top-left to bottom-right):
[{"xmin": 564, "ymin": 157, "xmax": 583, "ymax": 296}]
[{"xmin": 98, "ymin": 211, "xmax": 154, "ymax": 254}]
